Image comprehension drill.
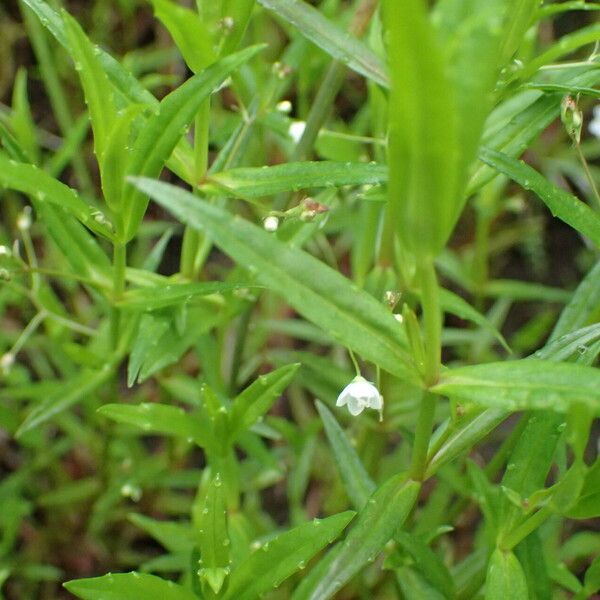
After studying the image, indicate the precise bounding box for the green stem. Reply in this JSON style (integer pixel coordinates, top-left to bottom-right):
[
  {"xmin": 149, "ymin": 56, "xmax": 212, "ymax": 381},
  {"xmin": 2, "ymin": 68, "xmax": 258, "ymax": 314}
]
[
  {"xmin": 273, "ymin": 0, "xmax": 378, "ymax": 211},
  {"xmin": 111, "ymin": 242, "xmax": 126, "ymax": 348},
  {"xmin": 410, "ymin": 391, "xmax": 437, "ymax": 481},
  {"xmin": 181, "ymin": 100, "xmax": 211, "ymax": 279},
  {"xmin": 419, "ymin": 257, "xmax": 441, "ymax": 385},
  {"xmin": 500, "ymin": 504, "xmax": 554, "ymax": 551},
  {"xmin": 576, "ymin": 142, "xmax": 600, "ymax": 212}
]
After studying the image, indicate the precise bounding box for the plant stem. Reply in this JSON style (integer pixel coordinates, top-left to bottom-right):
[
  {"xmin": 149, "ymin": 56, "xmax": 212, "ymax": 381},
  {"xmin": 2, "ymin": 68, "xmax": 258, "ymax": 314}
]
[
  {"xmin": 410, "ymin": 391, "xmax": 437, "ymax": 480},
  {"xmin": 575, "ymin": 142, "xmax": 600, "ymax": 212},
  {"xmin": 111, "ymin": 242, "xmax": 126, "ymax": 348},
  {"xmin": 419, "ymin": 257, "xmax": 441, "ymax": 385},
  {"xmin": 273, "ymin": 0, "xmax": 379, "ymax": 211},
  {"xmin": 181, "ymin": 100, "xmax": 210, "ymax": 279},
  {"xmin": 500, "ymin": 504, "xmax": 554, "ymax": 550}
]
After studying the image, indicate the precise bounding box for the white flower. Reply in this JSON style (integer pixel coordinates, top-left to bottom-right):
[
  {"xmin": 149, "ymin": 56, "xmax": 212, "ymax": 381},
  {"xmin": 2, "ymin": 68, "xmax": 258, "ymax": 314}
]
[
  {"xmin": 263, "ymin": 215, "xmax": 279, "ymax": 232},
  {"xmin": 589, "ymin": 105, "xmax": 600, "ymax": 139},
  {"xmin": 336, "ymin": 376, "xmax": 383, "ymax": 418},
  {"xmin": 288, "ymin": 120, "xmax": 306, "ymax": 143}
]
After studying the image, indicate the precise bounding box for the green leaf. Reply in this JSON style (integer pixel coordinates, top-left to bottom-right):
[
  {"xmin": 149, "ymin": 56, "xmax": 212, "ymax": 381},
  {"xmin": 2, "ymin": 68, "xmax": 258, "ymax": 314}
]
[
  {"xmin": 470, "ymin": 67, "xmax": 600, "ymax": 193},
  {"xmin": 537, "ymin": 2, "xmax": 600, "ymax": 19},
  {"xmin": 383, "ymin": 0, "xmax": 460, "ymax": 255},
  {"xmin": 22, "ymin": 0, "xmax": 155, "ymax": 106},
  {"xmin": 16, "ymin": 365, "xmax": 115, "ymax": 437},
  {"xmin": 257, "ymin": 0, "xmax": 388, "ymax": 87},
  {"xmin": 439, "ymin": 288, "xmax": 510, "ymax": 352},
  {"xmin": 118, "ymin": 281, "xmax": 249, "ymax": 311},
  {"xmin": 432, "ymin": 359, "xmax": 600, "ymax": 414},
  {"xmin": 396, "ymin": 566, "xmax": 447, "ymax": 600},
  {"xmin": 479, "ymin": 147, "xmax": 600, "ymax": 249},
  {"xmin": 316, "ymin": 401, "xmax": 375, "ymax": 509},
  {"xmin": 485, "ymin": 549, "xmax": 529, "ymax": 600},
  {"xmin": 201, "ymin": 161, "xmax": 387, "ymax": 199},
  {"xmin": 131, "ymin": 177, "xmax": 418, "ymax": 383},
  {"xmin": 0, "ymin": 154, "xmax": 114, "ymax": 240},
  {"xmin": 433, "ymin": 0, "xmax": 511, "ymax": 204},
  {"xmin": 150, "ymin": 0, "xmax": 216, "ymax": 73},
  {"xmin": 550, "ymin": 259, "xmax": 600, "ymax": 341},
  {"xmin": 121, "ymin": 44, "xmax": 264, "ymax": 241},
  {"xmin": 534, "ymin": 324, "xmax": 600, "ymax": 363},
  {"xmin": 584, "ymin": 555, "xmax": 600, "ymax": 595},
  {"xmin": 515, "ymin": 22, "xmax": 600, "ymax": 83},
  {"xmin": 298, "ymin": 477, "xmax": 421, "ymax": 600},
  {"xmin": 63, "ymin": 10, "xmax": 116, "ymax": 162},
  {"xmin": 197, "ymin": 473, "xmax": 230, "ymax": 594},
  {"xmin": 98, "ymin": 403, "xmax": 207, "ymax": 444},
  {"xmin": 34, "ymin": 203, "xmax": 112, "ymax": 288},
  {"xmin": 567, "ymin": 457, "xmax": 600, "ymax": 519},
  {"xmin": 229, "ymin": 364, "xmax": 300, "ymax": 442},
  {"xmin": 128, "ymin": 514, "xmax": 194, "ymax": 553},
  {"xmin": 222, "ymin": 511, "xmax": 355, "ymax": 600},
  {"xmin": 64, "ymin": 572, "xmax": 198, "ymax": 600},
  {"xmin": 395, "ymin": 531, "xmax": 455, "ymax": 597},
  {"xmin": 426, "ymin": 409, "xmax": 508, "ymax": 477}
]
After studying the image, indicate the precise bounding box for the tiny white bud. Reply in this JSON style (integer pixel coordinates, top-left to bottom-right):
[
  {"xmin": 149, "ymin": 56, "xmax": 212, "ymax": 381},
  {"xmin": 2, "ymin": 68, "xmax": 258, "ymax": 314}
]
[
  {"xmin": 221, "ymin": 16, "xmax": 234, "ymax": 32},
  {"xmin": 1, "ymin": 352, "xmax": 15, "ymax": 375},
  {"xmin": 276, "ymin": 100, "xmax": 293, "ymax": 114},
  {"xmin": 288, "ymin": 121, "xmax": 306, "ymax": 143},
  {"xmin": 394, "ymin": 313, "xmax": 404, "ymax": 323},
  {"xmin": 0, "ymin": 245, "xmax": 11, "ymax": 257},
  {"xmin": 17, "ymin": 207, "xmax": 32, "ymax": 231},
  {"xmin": 263, "ymin": 215, "xmax": 279, "ymax": 232}
]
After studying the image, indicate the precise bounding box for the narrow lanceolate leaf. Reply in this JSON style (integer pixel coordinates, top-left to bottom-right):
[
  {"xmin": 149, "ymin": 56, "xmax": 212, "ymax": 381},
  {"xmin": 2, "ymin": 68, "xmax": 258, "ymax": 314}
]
[
  {"xmin": 118, "ymin": 281, "xmax": 249, "ymax": 311},
  {"xmin": 201, "ymin": 161, "xmax": 387, "ymax": 199},
  {"xmin": 98, "ymin": 403, "xmax": 207, "ymax": 444},
  {"xmin": 257, "ymin": 0, "xmax": 388, "ymax": 87},
  {"xmin": 222, "ymin": 512, "xmax": 355, "ymax": 600},
  {"xmin": 479, "ymin": 147, "xmax": 600, "ymax": 248},
  {"xmin": 383, "ymin": 0, "xmax": 460, "ymax": 255},
  {"xmin": 17, "ymin": 364, "xmax": 115, "ymax": 437},
  {"xmin": 34, "ymin": 203, "xmax": 112, "ymax": 288},
  {"xmin": 432, "ymin": 359, "xmax": 600, "ymax": 414},
  {"xmin": 64, "ymin": 572, "xmax": 198, "ymax": 600},
  {"xmin": 121, "ymin": 44, "xmax": 264, "ymax": 241},
  {"xmin": 426, "ymin": 408, "xmax": 508, "ymax": 477},
  {"xmin": 439, "ymin": 288, "xmax": 510, "ymax": 352},
  {"xmin": 229, "ymin": 364, "xmax": 300, "ymax": 442},
  {"xmin": 550, "ymin": 260, "xmax": 600, "ymax": 341},
  {"xmin": 0, "ymin": 154, "xmax": 113, "ymax": 240},
  {"xmin": 150, "ymin": 0, "xmax": 215, "ymax": 73},
  {"xmin": 131, "ymin": 178, "xmax": 418, "ymax": 383},
  {"xmin": 22, "ymin": 0, "xmax": 156, "ymax": 106},
  {"xmin": 485, "ymin": 549, "xmax": 529, "ymax": 600},
  {"xmin": 298, "ymin": 476, "xmax": 421, "ymax": 600},
  {"xmin": 316, "ymin": 401, "xmax": 375, "ymax": 509},
  {"xmin": 63, "ymin": 11, "xmax": 116, "ymax": 162},
  {"xmin": 197, "ymin": 474, "xmax": 229, "ymax": 595}
]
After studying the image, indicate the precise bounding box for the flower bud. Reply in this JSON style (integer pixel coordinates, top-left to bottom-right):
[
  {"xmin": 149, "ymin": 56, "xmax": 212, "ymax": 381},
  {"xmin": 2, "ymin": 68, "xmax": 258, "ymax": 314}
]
[{"xmin": 561, "ymin": 95, "xmax": 583, "ymax": 144}]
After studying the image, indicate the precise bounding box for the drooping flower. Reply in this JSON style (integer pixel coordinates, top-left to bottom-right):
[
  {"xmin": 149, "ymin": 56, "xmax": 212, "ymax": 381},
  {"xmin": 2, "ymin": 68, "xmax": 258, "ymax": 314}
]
[{"xmin": 336, "ymin": 376, "xmax": 383, "ymax": 419}]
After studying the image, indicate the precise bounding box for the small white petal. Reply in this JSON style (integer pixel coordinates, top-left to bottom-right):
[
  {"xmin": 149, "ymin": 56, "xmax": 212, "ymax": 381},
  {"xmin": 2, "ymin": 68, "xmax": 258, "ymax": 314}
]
[{"xmin": 347, "ymin": 396, "xmax": 366, "ymax": 416}]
